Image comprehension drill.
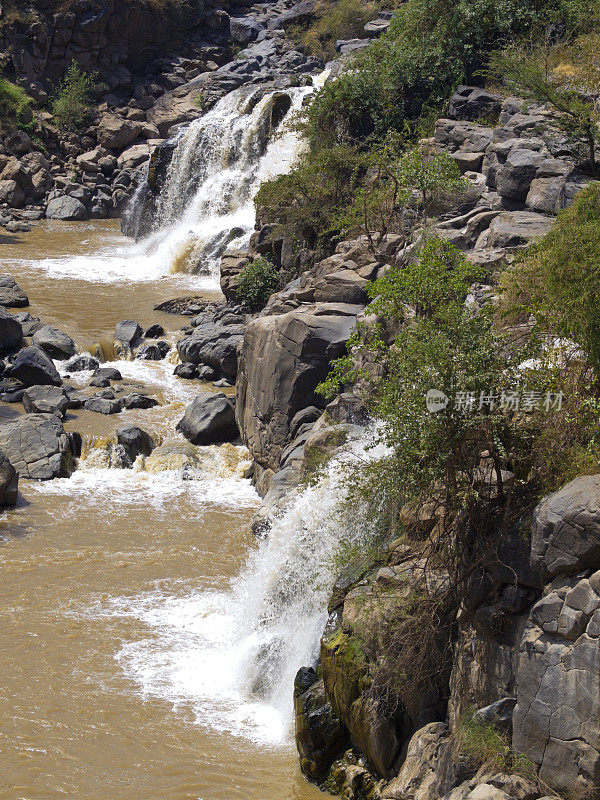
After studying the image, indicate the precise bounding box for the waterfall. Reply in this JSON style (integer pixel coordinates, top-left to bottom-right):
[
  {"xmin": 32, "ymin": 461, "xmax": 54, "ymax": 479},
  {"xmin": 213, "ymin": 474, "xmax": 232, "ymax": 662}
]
[{"xmin": 101, "ymin": 425, "xmax": 386, "ymax": 744}]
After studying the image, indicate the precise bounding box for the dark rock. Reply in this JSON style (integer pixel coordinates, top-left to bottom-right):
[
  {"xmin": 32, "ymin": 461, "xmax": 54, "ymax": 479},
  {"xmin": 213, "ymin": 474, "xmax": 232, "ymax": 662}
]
[
  {"xmin": 22, "ymin": 385, "xmax": 68, "ymax": 418},
  {"xmin": 121, "ymin": 393, "xmax": 159, "ymax": 409},
  {"xmin": 472, "ymin": 698, "xmax": 516, "ymax": 734},
  {"xmin": 448, "ymin": 86, "xmax": 502, "ymax": 122},
  {"xmin": 14, "ymin": 312, "xmax": 42, "ymax": 337},
  {"xmin": 144, "ymin": 323, "xmax": 165, "ymax": 338},
  {"xmin": 0, "ymin": 450, "xmax": 18, "ymax": 506},
  {"xmin": 115, "ymin": 320, "xmax": 142, "ymax": 349},
  {"xmin": 116, "ymin": 425, "xmax": 155, "ymax": 463},
  {"xmin": 10, "ymin": 346, "xmax": 62, "ymax": 386},
  {"xmin": 0, "ymin": 307, "xmax": 23, "ymax": 354},
  {"xmin": 177, "ymin": 322, "xmax": 245, "ymax": 381},
  {"xmin": 135, "ymin": 341, "xmax": 170, "ymax": 360},
  {"xmin": 294, "ymin": 674, "xmax": 347, "ymax": 781},
  {"xmin": 32, "ymin": 325, "xmax": 76, "ymax": 360},
  {"xmin": 0, "ymin": 413, "xmax": 73, "ymax": 479},
  {"xmin": 176, "ymin": 392, "xmax": 238, "ymax": 445},
  {"xmin": 496, "ymin": 149, "xmax": 547, "ymax": 202},
  {"xmin": 83, "ymin": 397, "xmax": 123, "ymax": 414},
  {"xmin": 90, "ymin": 367, "xmax": 123, "ymax": 387},
  {"xmin": 174, "ymin": 363, "xmax": 198, "ymax": 379},
  {"xmin": 0, "ymin": 276, "xmax": 29, "ymax": 308},
  {"xmin": 198, "ymin": 365, "xmax": 218, "ymax": 381},
  {"xmin": 64, "ymin": 353, "xmax": 100, "ymax": 372}
]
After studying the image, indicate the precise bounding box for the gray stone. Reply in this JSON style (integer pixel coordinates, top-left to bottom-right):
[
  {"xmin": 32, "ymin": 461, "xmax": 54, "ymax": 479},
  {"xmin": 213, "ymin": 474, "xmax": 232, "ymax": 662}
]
[
  {"xmin": 532, "ymin": 475, "xmax": 600, "ymax": 581},
  {"xmin": 0, "ymin": 276, "xmax": 29, "ymax": 308},
  {"xmin": 176, "ymin": 392, "xmax": 238, "ymax": 445},
  {"xmin": 32, "ymin": 325, "xmax": 76, "ymax": 360},
  {"xmin": 10, "ymin": 346, "xmax": 62, "ymax": 387},
  {"xmin": 116, "ymin": 425, "xmax": 155, "ymax": 464},
  {"xmin": 0, "ymin": 450, "xmax": 18, "ymax": 506},
  {"xmin": 0, "ymin": 413, "xmax": 73, "ymax": 479},
  {"xmin": 526, "ymin": 177, "xmax": 566, "ymax": 214},
  {"xmin": 120, "ymin": 393, "xmax": 159, "ymax": 409},
  {"xmin": 115, "ymin": 320, "xmax": 142, "ymax": 349},
  {"xmin": 22, "ymin": 385, "xmax": 69, "ymax": 418},
  {"xmin": 495, "ymin": 150, "xmax": 546, "ymax": 202},
  {"xmin": 178, "ymin": 322, "xmax": 245, "ymax": 381},
  {"xmin": 64, "ymin": 354, "xmax": 100, "ymax": 372},
  {"xmin": 46, "ymin": 195, "xmax": 88, "ymax": 220},
  {"xmin": 135, "ymin": 341, "xmax": 170, "ymax": 360},
  {"xmin": 0, "ymin": 307, "xmax": 23, "ymax": 354},
  {"xmin": 486, "ymin": 212, "xmax": 555, "ymax": 249},
  {"xmin": 84, "ymin": 397, "xmax": 122, "ymax": 414}
]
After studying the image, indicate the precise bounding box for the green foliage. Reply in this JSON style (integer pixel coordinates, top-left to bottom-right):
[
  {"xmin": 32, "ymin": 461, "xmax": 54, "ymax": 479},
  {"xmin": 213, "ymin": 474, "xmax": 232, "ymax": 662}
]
[
  {"xmin": 459, "ymin": 712, "xmax": 537, "ymax": 779},
  {"xmin": 487, "ymin": 38, "xmax": 600, "ymax": 172},
  {"xmin": 51, "ymin": 61, "xmax": 97, "ymax": 131},
  {"xmin": 236, "ymin": 256, "xmax": 280, "ymax": 311},
  {"xmin": 501, "ymin": 183, "xmax": 600, "ymax": 373},
  {"xmin": 306, "ymin": 0, "xmax": 578, "ymax": 144},
  {"xmin": 0, "ymin": 77, "xmax": 31, "ymax": 126},
  {"xmin": 254, "ymin": 143, "xmax": 367, "ymax": 260},
  {"xmin": 290, "ymin": 0, "xmax": 376, "ymax": 61}
]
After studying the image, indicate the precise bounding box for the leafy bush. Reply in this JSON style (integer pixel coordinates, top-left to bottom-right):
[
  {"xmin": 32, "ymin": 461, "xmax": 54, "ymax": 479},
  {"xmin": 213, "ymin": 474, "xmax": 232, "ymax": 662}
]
[
  {"xmin": 236, "ymin": 257, "xmax": 280, "ymax": 311},
  {"xmin": 0, "ymin": 77, "xmax": 31, "ymax": 126},
  {"xmin": 51, "ymin": 61, "xmax": 97, "ymax": 130},
  {"xmin": 459, "ymin": 712, "xmax": 537, "ymax": 779},
  {"xmin": 290, "ymin": 0, "xmax": 376, "ymax": 61},
  {"xmin": 488, "ymin": 36, "xmax": 600, "ymax": 172},
  {"xmin": 306, "ymin": 0, "xmax": 580, "ymax": 144},
  {"xmin": 501, "ymin": 183, "xmax": 600, "ymax": 373}
]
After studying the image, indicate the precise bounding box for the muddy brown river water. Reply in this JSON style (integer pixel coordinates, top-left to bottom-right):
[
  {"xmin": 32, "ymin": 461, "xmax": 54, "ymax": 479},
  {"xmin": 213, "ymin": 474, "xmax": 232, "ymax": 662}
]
[{"xmin": 0, "ymin": 221, "xmax": 324, "ymax": 800}]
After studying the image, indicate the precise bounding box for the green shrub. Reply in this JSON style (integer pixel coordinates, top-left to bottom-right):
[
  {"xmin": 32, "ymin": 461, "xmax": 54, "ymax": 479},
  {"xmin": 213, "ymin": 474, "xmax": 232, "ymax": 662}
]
[
  {"xmin": 459, "ymin": 712, "xmax": 537, "ymax": 779},
  {"xmin": 290, "ymin": 0, "xmax": 376, "ymax": 61},
  {"xmin": 306, "ymin": 0, "xmax": 579, "ymax": 144},
  {"xmin": 236, "ymin": 257, "xmax": 280, "ymax": 311},
  {"xmin": 501, "ymin": 183, "xmax": 600, "ymax": 374},
  {"xmin": 0, "ymin": 77, "xmax": 31, "ymax": 126},
  {"xmin": 51, "ymin": 61, "xmax": 97, "ymax": 131}
]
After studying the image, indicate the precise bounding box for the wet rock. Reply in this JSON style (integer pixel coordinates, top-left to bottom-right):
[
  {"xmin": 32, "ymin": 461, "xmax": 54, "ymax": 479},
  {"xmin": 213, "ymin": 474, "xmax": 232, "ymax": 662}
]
[
  {"xmin": 84, "ymin": 396, "xmax": 123, "ymax": 414},
  {"xmin": 13, "ymin": 312, "xmax": 42, "ymax": 337},
  {"xmin": 532, "ymin": 475, "xmax": 600, "ymax": 581},
  {"xmin": 46, "ymin": 195, "xmax": 88, "ymax": 220},
  {"xmin": 294, "ymin": 672, "xmax": 348, "ymax": 780},
  {"xmin": 10, "ymin": 346, "xmax": 62, "ymax": 387},
  {"xmin": 64, "ymin": 353, "xmax": 100, "ymax": 372},
  {"xmin": 0, "ymin": 276, "xmax": 29, "ymax": 308},
  {"xmin": 90, "ymin": 367, "xmax": 123, "ymax": 387},
  {"xmin": 116, "ymin": 425, "xmax": 155, "ymax": 463},
  {"xmin": 0, "ymin": 307, "xmax": 23, "ymax": 354},
  {"xmin": 121, "ymin": 393, "xmax": 159, "ymax": 409},
  {"xmin": 115, "ymin": 320, "xmax": 142, "ymax": 349},
  {"xmin": 176, "ymin": 392, "xmax": 238, "ymax": 445},
  {"xmin": 174, "ymin": 363, "xmax": 198, "ymax": 379},
  {"xmin": 32, "ymin": 325, "xmax": 76, "ymax": 360},
  {"xmin": 0, "ymin": 413, "xmax": 73, "ymax": 479},
  {"xmin": 0, "ymin": 451, "xmax": 18, "ymax": 506},
  {"xmin": 198, "ymin": 365, "xmax": 218, "ymax": 381},
  {"xmin": 144, "ymin": 323, "xmax": 165, "ymax": 338},
  {"xmin": 177, "ymin": 321, "xmax": 245, "ymax": 381},
  {"xmin": 135, "ymin": 341, "xmax": 170, "ymax": 360},
  {"xmin": 22, "ymin": 385, "xmax": 69, "ymax": 418}
]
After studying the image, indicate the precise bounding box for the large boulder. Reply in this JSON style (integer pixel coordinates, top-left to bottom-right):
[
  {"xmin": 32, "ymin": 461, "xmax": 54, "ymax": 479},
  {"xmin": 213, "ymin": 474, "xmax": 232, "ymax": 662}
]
[
  {"xmin": 176, "ymin": 392, "xmax": 238, "ymax": 445},
  {"xmin": 0, "ymin": 276, "xmax": 29, "ymax": 308},
  {"xmin": 495, "ymin": 149, "xmax": 546, "ymax": 202},
  {"xmin": 0, "ymin": 179, "xmax": 26, "ymax": 207},
  {"xmin": 0, "ymin": 413, "xmax": 73, "ymax": 479},
  {"xmin": 0, "ymin": 451, "xmax": 18, "ymax": 505},
  {"xmin": 485, "ymin": 212, "xmax": 555, "ymax": 249},
  {"xmin": 178, "ymin": 322, "xmax": 245, "ymax": 381},
  {"xmin": 236, "ymin": 303, "xmax": 361, "ymax": 480},
  {"xmin": 64, "ymin": 353, "xmax": 100, "ymax": 372},
  {"xmin": 0, "ymin": 307, "xmax": 23, "ymax": 354},
  {"xmin": 46, "ymin": 195, "xmax": 88, "ymax": 220},
  {"xmin": 531, "ymin": 475, "xmax": 600, "ymax": 582},
  {"xmin": 32, "ymin": 325, "xmax": 76, "ymax": 360},
  {"xmin": 10, "ymin": 346, "xmax": 62, "ymax": 386},
  {"xmin": 513, "ymin": 575, "xmax": 600, "ymax": 795},
  {"xmin": 22, "ymin": 385, "xmax": 69, "ymax": 418},
  {"xmin": 220, "ymin": 250, "xmax": 249, "ymax": 302},
  {"xmin": 96, "ymin": 114, "xmax": 142, "ymax": 149},
  {"xmin": 115, "ymin": 319, "xmax": 142, "ymax": 349}
]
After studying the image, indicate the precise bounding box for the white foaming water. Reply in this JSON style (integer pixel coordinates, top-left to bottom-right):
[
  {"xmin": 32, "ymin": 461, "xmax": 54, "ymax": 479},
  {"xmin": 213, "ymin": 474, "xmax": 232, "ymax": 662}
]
[
  {"xmin": 29, "ymin": 78, "xmax": 320, "ymax": 286},
  {"xmin": 84, "ymin": 427, "xmax": 384, "ymax": 745}
]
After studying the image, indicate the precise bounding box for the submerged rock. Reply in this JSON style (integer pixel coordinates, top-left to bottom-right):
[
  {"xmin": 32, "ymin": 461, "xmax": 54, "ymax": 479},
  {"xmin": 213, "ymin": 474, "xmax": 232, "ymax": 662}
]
[{"xmin": 176, "ymin": 392, "xmax": 238, "ymax": 445}]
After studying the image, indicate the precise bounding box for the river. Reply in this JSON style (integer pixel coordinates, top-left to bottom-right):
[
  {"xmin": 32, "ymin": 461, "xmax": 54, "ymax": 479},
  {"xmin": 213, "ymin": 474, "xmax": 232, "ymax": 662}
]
[{"xmin": 0, "ymin": 72, "xmax": 330, "ymax": 800}]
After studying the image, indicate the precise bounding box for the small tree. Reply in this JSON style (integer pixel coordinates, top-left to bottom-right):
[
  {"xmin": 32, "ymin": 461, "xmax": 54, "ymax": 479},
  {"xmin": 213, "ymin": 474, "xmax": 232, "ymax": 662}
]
[
  {"xmin": 52, "ymin": 61, "xmax": 97, "ymax": 131},
  {"xmin": 236, "ymin": 257, "xmax": 280, "ymax": 311},
  {"xmin": 488, "ymin": 38, "xmax": 600, "ymax": 173}
]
